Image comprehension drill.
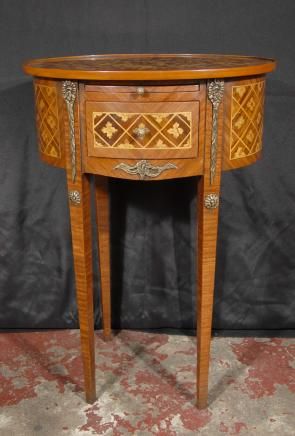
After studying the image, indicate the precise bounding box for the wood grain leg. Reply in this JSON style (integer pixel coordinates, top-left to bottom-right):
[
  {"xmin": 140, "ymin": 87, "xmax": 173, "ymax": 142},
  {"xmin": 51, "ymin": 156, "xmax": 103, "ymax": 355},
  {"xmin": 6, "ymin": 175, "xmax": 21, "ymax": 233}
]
[
  {"xmin": 196, "ymin": 177, "xmax": 220, "ymax": 409},
  {"xmin": 95, "ymin": 176, "xmax": 112, "ymax": 340},
  {"xmin": 68, "ymin": 174, "xmax": 96, "ymax": 403},
  {"xmin": 196, "ymin": 80, "xmax": 224, "ymax": 408}
]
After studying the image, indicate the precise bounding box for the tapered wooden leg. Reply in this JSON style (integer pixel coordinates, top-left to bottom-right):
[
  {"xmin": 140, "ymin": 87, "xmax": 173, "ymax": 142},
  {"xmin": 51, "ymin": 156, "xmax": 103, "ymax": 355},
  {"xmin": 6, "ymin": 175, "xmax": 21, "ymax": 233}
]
[
  {"xmin": 196, "ymin": 177, "xmax": 221, "ymax": 408},
  {"xmin": 95, "ymin": 176, "xmax": 112, "ymax": 340},
  {"xmin": 68, "ymin": 174, "xmax": 96, "ymax": 403},
  {"xmin": 196, "ymin": 79, "xmax": 224, "ymax": 408},
  {"xmin": 63, "ymin": 81, "xmax": 96, "ymax": 403}
]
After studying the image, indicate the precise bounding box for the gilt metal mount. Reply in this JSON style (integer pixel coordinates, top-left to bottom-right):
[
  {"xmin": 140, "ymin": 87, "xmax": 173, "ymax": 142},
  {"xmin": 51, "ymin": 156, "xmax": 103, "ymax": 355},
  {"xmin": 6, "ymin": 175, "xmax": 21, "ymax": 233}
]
[
  {"xmin": 114, "ymin": 160, "xmax": 177, "ymax": 180},
  {"xmin": 68, "ymin": 190, "xmax": 81, "ymax": 205},
  {"xmin": 204, "ymin": 193, "xmax": 219, "ymax": 209},
  {"xmin": 208, "ymin": 79, "xmax": 224, "ymax": 184},
  {"xmin": 62, "ymin": 81, "xmax": 77, "ymax": 183}
]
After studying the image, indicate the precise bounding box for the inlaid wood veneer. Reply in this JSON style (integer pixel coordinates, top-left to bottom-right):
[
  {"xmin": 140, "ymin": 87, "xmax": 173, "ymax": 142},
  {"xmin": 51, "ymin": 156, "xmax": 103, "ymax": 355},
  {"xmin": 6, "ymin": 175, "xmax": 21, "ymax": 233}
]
[
  {"xmin": 86, "ymin": 101, "xmax": 201, "ymax": 160},
  {"xmin": 23, "ymin": 54, "xmax": 276, "ymax": 409},
  {"xmin": 222, "ymin": 76, "xmax": 266, "ymax": 170},
  {"xmin": 34, "ymin": 78, "xmax": 65, "ymax": 168},
  {"xmin": 93, "ymin": 111, "xmax": 192, "ymax": 149}
]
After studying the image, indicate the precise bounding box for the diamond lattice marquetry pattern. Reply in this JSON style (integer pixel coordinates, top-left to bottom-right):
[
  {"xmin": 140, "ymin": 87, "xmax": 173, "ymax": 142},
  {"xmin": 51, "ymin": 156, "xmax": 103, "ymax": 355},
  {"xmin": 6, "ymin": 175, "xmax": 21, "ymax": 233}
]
[
  {"xmin": 34, "ymin": 84, "xmax": 61, "ymax": 158},
  {"xmin": 93, "ymin": 111, "xmax": 192, "ymax": 149},
  {"xmin": 230, "ymin": 81, "xmax": 265, "ymax": 160}
]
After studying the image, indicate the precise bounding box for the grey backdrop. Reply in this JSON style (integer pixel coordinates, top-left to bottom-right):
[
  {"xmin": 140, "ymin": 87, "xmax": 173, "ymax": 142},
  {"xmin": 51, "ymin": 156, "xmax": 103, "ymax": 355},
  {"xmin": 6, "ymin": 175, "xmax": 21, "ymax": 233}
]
[{"xmin": 0, "ymin": 0, "xmax": 294, "ymax": 334}]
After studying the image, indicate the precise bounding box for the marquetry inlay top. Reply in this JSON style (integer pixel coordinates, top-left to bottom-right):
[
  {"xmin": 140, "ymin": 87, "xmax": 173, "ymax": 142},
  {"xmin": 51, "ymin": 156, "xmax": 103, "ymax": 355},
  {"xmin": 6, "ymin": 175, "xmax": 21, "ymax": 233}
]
[{"xmin": 23, "ymin": 54, "xmax": 276, "ymax": 81}]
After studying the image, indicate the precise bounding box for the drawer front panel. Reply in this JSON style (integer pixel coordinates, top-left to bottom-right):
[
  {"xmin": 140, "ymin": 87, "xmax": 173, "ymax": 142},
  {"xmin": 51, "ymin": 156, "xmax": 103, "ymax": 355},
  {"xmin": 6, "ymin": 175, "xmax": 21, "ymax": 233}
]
[{"xmin": 85, "ymin": 101, "xmax": 200, "ymax": 159}]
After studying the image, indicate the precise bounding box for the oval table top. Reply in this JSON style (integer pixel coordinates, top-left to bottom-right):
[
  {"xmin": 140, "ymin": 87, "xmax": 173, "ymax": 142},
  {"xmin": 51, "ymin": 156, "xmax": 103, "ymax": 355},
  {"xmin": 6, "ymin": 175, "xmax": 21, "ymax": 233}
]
[{"xmin": 23, "ymin": 53, "xmax": 276, "ymax": 81}]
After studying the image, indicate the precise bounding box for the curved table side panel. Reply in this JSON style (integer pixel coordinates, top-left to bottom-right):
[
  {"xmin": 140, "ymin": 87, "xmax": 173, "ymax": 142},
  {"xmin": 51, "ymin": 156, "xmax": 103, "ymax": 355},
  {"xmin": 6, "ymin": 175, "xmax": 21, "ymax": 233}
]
[
  {"xmin": 33, "ymin": 78, "xmax": 66, "ymax": 168},
  {"xmin": 222, "ymin": 75, "xmax": 266, "ymax": 171}
]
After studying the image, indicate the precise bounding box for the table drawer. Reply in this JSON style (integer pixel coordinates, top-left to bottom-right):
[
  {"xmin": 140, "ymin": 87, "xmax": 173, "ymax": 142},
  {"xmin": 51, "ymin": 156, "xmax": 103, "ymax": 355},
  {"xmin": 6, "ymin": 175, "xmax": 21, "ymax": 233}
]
[
  {"xmin": 85, "ymin": 100, "xmax": 200, "ymax": 159},
  {"xmin": 84, "ymin": 83, "xmax": 200, "ymax": 102}
]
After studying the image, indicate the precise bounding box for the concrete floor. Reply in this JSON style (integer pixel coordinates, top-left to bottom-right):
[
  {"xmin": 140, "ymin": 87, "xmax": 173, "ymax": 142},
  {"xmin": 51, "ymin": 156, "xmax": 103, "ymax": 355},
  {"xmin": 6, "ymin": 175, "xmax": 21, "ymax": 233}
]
[{"xmin": 0, "ymin": 330, "xmax": 294, "ymax": 435}]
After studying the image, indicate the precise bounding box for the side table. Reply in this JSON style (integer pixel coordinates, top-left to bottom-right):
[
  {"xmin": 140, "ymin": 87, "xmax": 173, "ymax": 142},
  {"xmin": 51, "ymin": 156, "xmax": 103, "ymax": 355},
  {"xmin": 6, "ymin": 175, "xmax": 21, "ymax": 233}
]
[{"xmin": 23, "ymin": 54, "xmax": 276, "ymax": 408}]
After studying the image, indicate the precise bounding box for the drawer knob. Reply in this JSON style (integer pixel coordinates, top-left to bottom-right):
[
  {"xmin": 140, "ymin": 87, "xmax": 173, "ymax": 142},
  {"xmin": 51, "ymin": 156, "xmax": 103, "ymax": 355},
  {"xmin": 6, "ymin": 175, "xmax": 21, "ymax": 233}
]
[
  {"xmin": 136, "ymin": 86, "xmax": 145, "ymax": 95},
  {"xmin": 133, "ymin": 124, "xmax": 150, "ymax": 139}
]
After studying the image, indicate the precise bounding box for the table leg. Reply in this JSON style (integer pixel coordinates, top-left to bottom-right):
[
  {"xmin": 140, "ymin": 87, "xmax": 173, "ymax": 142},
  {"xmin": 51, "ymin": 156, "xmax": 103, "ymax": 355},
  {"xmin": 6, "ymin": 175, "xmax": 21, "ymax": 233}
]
[
  {"xmin": 95, "ymin": 176, "xmax": 112, "ymax": 340},
  {"xmin": 67, "ymin": 174, "xmax": 96, "ymax": 404},
  {"xmin": 196, "ymin": 80, "xmax": 224, "ymax": 408},
  {"xmin": 196, "ymin": 177, "xmax": 220, "ymax": 408}
]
